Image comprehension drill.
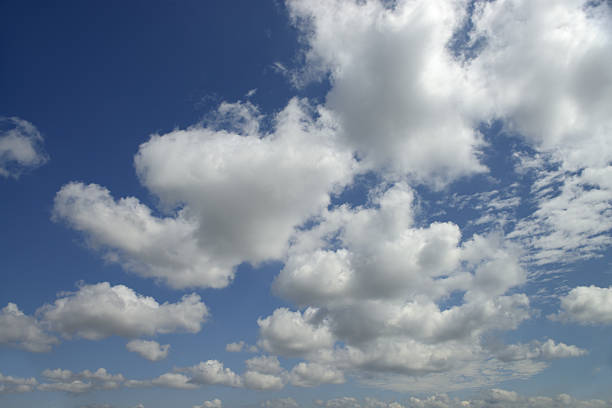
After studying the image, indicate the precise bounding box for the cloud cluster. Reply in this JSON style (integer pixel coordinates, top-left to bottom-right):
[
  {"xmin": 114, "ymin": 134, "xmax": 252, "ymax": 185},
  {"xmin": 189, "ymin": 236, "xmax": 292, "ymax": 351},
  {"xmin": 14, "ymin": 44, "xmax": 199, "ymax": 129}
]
[
  {"xmin": 0, "ymin": 117, "xmax": 48, "ymax": 178},
  {"xmin": 41, "ymin": 0, "xmax": 612, "ymax": 396},
  {"xmin": 290, "ymin": 390, "xmax": 612, "ymax": 408},
  {"xmin": 550, "ymin": 285, "xmax": 612, "ymax": 325},
  {"xmin": 0, "ymin": 282, "xmax": 208, "ymax": 352},
  {"xmin": 54, "ymin": 98, "xmax": 356, "ymax": 289},
  {"xmin": 194, "ymin": 399, "xmax": 222, "ymax": 408},
  {"xmin": 126, "ymin": 339, "xmax": 170, "ymax": 361},
  {"xmin": 257, "ymin": 183, "xmax": 562, "ymax": 390},
  {"xmin": 0, "ymin": 303, "xmax": 58, "ymax": 352},
  {"xmin": 38, "ymin": 368, "xmax": 124, "ymax": 394},
  {"xmin": 286, "ymin": 0, "xmax": 488, "ymax": 186},
  {"xmin": 38, "ymin": 282, "xmax": 207, "ymax": 340},
  {"xmin": 0, "ymin": 372, "xmax": 38, "ymax": 394}
]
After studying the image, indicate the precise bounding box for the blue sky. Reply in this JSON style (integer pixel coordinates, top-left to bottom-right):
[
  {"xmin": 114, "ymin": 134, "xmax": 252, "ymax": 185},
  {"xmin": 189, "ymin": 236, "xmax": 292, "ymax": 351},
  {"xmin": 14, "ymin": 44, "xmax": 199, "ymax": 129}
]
[{"xmin": 1, "ymin": 1, "xmax": 612, "ymax": 407}]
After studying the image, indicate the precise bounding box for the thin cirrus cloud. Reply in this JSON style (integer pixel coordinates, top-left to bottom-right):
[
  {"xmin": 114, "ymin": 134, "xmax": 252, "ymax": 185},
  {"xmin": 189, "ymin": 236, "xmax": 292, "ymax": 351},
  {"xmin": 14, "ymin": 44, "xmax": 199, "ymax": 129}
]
[{"xmin": 0, "ymin": 116, "xmax": 49, "ymax": 178}]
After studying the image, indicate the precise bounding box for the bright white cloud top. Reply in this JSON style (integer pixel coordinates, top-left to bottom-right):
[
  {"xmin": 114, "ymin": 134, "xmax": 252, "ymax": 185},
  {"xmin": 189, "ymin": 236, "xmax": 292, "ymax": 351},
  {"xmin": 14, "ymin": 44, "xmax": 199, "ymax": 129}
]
[{"xmin": 1, "ymin": 0, "xmax": 612, "ymax": 407}]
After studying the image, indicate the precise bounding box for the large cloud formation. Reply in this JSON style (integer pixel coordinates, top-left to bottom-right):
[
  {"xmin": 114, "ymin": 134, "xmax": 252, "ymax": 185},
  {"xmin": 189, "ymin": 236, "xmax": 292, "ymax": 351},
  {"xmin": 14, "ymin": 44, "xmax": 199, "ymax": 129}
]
[
  {"xmin": 46, "ymin": 0, "xmax": 612, "ymax": 394},
  {"xmin": 54, "ymin": 99, "xmax": 356, "ymax": 289},
  {"xmin": 261, "ymin": 183, "xmax": 584, "ymax": 390},
  {"xmin": 0, "ymin": 282, "xmax": 208, "ymax": 352},
  {"xmin": 38, "ymin": 282, "xmax": 208, "ymax": 340}
]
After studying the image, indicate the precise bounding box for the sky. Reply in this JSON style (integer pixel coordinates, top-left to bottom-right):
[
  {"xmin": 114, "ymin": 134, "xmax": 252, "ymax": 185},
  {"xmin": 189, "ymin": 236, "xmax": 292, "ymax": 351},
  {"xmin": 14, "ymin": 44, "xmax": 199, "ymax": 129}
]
[{"xmin": 1, "ymin": 0, "xmax": 612, "ymax": 407}]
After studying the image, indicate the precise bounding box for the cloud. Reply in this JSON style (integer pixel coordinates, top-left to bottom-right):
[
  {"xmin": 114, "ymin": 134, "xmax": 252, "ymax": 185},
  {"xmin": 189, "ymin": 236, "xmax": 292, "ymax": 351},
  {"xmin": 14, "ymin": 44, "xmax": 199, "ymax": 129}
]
[
  {"xmin": 0, "ymin": 372, "xmax": 38, "ymax": 394},
  {"xmin": 466, "ymin": 0, "xmax": 612, "ymax": 265},
  {"xmin": 286, "ymin": 0, "xmax": 488, "ymax": 186},
  {"xmin": 491, "ymin": 339, "xmax": 587, "ymax": 362},
  {"xmin": 0, "ymin": 117, "xmax": 48, "ymax": 178},
  {"xmin": 307, "ymin": 391, "xmax": 612, "ymax": 408},
  {"xmin": 37, "ymin": 282, "xmax": 208, "ymax": 340},
  {"xmin": 550, "ymin": 285, "xmax": 612, "ymax": 325},
  {"xmin": 54, "ymin": 98, "xmax": 356, "ymax": 289},
  {"xmin": 469, "ymin": 0, "xmax": 612, "ymax": 170},
  {"xmin": 262, "ymin": 398, "xmax": 300, "ymax": 408},
  {"xmin": 226, "ymin": 340, "xmax": 258, "ymax": 353},
  {"xmin": 243, "ymin": 370, "xmax": 285, "ymax": 391},
  {"xmin": 151, "ymin": 373, "xmax": 198, "ymax": 390},
  {"xmin": 126, "ymin": 339, "xmax": 170, "ymax": 361},
  {"xmin": 243, "ymin": 355, "xmax": 286, "ymax": 391},
  {"xmin": 194, "ymin": 399, "xmax": 223, "ymax": 408},
  {"xmin": 38, "ymin": 368, "xmax": 124, "ymax": 394},
  {"xmin": 258, "ymin": 182, "xmax": 575, "ymax": 390},
  {"xmin": 289, "ymin": 362, "xmax": 345, "ymax": 387},
  {"xmin": 0, "ymin": 303, "xmax": 58, "ymax": 352},
  {"xmin": 257, "ymin": 308, "xmax": 335, "ymax": 357},
  {"xmin": 181, "ymin": 360, "xmax": 242, "ymax": 388}
]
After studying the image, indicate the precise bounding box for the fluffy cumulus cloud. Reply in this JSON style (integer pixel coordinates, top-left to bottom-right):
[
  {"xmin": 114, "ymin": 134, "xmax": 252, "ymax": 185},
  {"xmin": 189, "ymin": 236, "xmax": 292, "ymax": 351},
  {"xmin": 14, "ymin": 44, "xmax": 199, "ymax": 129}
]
[
  {"xmin": 33, "ymin": 0, "xmax": 612, "ymax": 398},
  {"xmin": 54, "ymin": 98, "xmax": 356, "ymax": 289},
  {"xmin": 243, "ymin": 355, "xmax": 285, "ymax": 391},
  {"xmin": 0, "ymin": 116, "xmax": 48, "ymax": 178},
  {"xmin": 286, "ymin": 0, "xmax": 488, "ymax": 186},
  {"xmin": 292, "ymin": 391, "xmax": 612, "ymax": 408},
  {"xmin": 37, "ymin": 282, "xmax": 208, "ymax": 340},
  {"xmin": 38, "ymin": 368, "xmax": 124, "ymax": 394},
  {"xmin": 226, "ymin": 341, "xmax": 258, "ymax": 353},
  {"xmin": 489, "ymin": 339, "xmax": 587, "ymax": 362},
  {"xmin": 259, "ymin": 183, "xmax": 585, "ymax": 390},
  {"xmin": 550, "ymin": 285, "xmax": 612, "ymax": 325},
  {"xmin": 289, "ymin": 362, "xmax": 345, "ymax": 387},
  {"xmin": 0, "ymin": 372, "xmax": 38, "ymax": 394},
  {"xmin": 464, "ymin": 0, "xmax": 612, "ymax": 265},
  {"xmin": 126, "ymin": 339, "xmax": 170, "ymax": 361},
  {"xmin": 194, "ymin": 399, "xmax": 222, "ymax": 408},
  {"xmin": 0, "ymin": 303, "xmax": 58, "ymax": 352},
  {"xmin": 181, "ymin": 360, "xmax": 243, "ymax": 388}
]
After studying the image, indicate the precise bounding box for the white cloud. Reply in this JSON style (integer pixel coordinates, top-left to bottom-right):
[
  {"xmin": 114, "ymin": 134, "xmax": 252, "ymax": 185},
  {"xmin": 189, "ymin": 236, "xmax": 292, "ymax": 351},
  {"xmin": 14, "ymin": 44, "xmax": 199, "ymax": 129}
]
[
  {"xmin": 243, "ymin": 355, "xmax": 286, "ymax": 391},
  {"xmin": 151, "ymin": 373, "xmax": 198, "ymax": 390},
  {"xmin": 38, "ymin": 368, "xmax": 124, "ymax": 394},
  {"xmin": 226, "ymin": 340, "xmax": 258, "ymax": 353},
  {"xmin": 286, "ymin": 0, "xmax": 488, "ymax": 186},
  {"xmin": 467, "ymin": 0, "xmax": 612, "ymax": 265},
  {"xmin": 260, "ymin": 183, "xmax": 552, "ymax": 390},
  {"xmin": 469, "ymin": 0, "xmax": 612, "ymax": 170},
  {"xmin": 181, "ymin": 360, "xmax": 242, "ymax": 388},
  {"xmin": 54, "ymin": 98, "xmax": 356, "ymax": 289},
  {"xmin": 0, "ymin": 372, "xmax": 38, "ymax": 394},
  {"xmin": 194, "ymin": 399, "xmax": 223, "ymax": 408},
  {"xmin": 262, "ymin": 398, "xmax": 300, "ymax": 408},
  {"xmin": 226, "ymin": 341, "xmax": 245, "ymax": 352},
  {"xmin": 257, "ymin": 307, "xmax": 335, "ymax": 357},
  {"xmin": 550, "ymin": 285, "xmax": 612, "ymax": 325},
  {"xmin": 0, "ymin": 302, "xmax": 58, "ymax": 352},
  {"xmin": 491, "ymin": 339, "xmax": 587, "ymax": 362},
  {"xmin": 309, "ymin": 391, "xmax": 612, "ymax": 408},
  {"xmin": 289, "ymin": 362, "xmax": 345, "ymax": 387},
  {"xmin": 243, "ymin": 370, "xmax": 285, "ymax": 391},
  {"xmin": 126, "ymin": 339, "xmax": 170, "ymax": 361},
  {"xmin": 245, "ymin": 355, "xmax": 283, "ymax": 375},
  {"xmin": 37, "ymin": 282, "xmax": 208, "ymax": 340},
  {"xmin": 0, "ymin": 117, "xmax": 48, "ymax": 178}
]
